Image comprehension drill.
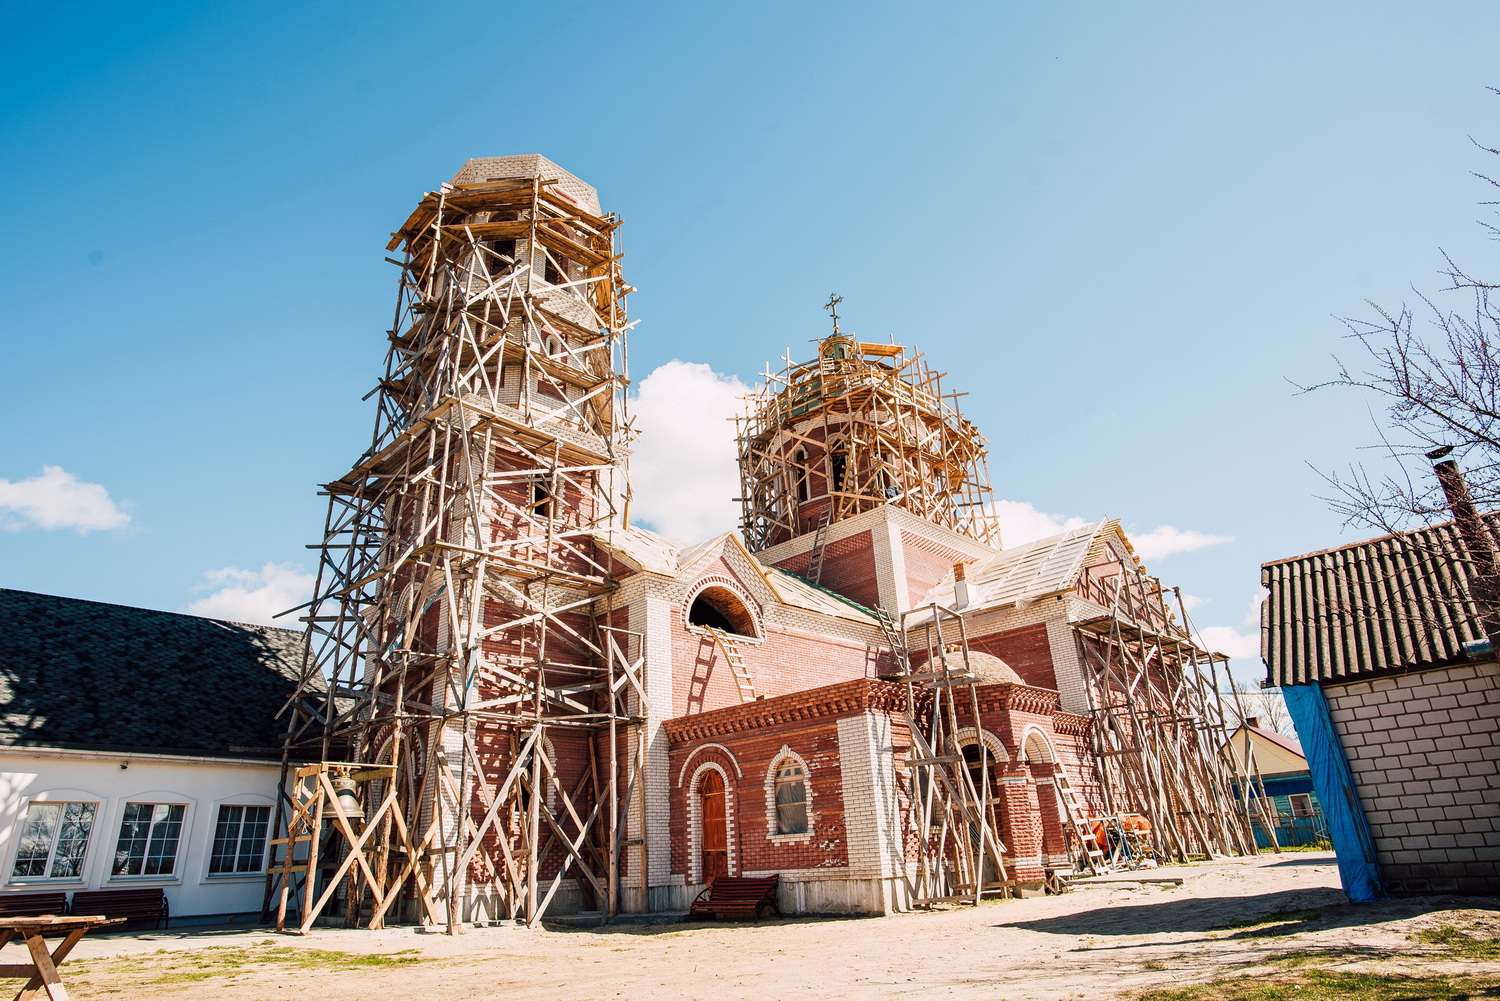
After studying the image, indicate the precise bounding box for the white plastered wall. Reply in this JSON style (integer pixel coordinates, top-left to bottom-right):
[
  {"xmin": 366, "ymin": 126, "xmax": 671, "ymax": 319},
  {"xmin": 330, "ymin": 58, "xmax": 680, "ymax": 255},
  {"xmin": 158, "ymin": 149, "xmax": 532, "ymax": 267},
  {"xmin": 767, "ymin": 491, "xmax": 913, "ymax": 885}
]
[{"xmin": 0, "ymin": 748, "xmax": 282, "ymax": 922}]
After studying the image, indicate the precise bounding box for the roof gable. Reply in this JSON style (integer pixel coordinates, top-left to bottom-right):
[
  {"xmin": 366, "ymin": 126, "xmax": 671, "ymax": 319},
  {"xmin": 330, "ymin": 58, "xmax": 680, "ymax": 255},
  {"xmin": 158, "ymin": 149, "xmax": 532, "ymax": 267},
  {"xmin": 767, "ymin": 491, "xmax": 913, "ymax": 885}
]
[{"xmin": 917, "ymin": 519, "xmax": 1125, "ymax": 612}]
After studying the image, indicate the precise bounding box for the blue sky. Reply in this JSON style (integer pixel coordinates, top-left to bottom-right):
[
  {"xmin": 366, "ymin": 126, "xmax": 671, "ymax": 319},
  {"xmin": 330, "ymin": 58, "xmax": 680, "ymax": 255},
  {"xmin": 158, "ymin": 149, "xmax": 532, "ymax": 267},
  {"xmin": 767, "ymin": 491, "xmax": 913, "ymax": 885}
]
[{"xmin": 3, "ymin": 1, "xmax": 1498, "ymax": 686}]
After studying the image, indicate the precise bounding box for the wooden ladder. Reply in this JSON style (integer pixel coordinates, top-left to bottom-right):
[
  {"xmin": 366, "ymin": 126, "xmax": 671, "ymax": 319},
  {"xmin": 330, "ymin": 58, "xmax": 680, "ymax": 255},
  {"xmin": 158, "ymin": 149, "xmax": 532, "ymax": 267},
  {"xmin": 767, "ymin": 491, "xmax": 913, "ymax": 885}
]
[
  {"xmin": 706, "ymin": 627, "xmax": 758, "ymax": 704},
  {"xmin": 805, "ymin": 508, "xmax": 833, "ymax": 585},
  {"xmin": 1053, "ymin": 772, "xmax": 1107, "ymax": 874},
  {"xmin": 875, "ymin": 607, "xmax": 910, "ymax": 675}
]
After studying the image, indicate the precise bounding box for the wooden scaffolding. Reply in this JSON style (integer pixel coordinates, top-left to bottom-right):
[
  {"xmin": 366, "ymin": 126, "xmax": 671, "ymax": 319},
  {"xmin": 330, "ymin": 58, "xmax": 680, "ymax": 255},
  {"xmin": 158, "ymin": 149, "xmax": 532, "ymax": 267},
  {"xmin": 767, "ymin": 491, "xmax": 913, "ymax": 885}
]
[
  {"xmin": 1071, "ymin": 558, "xmax": 1266, "ymax": 862},
  {"xmin": 878, "ymin": 607, "xmax": 1010, "ymax": 906},
  {"xmin": 270, "ymin": 160, "xmax": 644, "ymax": 931},
  {"xmin": 734, "ymin": 308, "xmax": 1001, "ymax": 552}
]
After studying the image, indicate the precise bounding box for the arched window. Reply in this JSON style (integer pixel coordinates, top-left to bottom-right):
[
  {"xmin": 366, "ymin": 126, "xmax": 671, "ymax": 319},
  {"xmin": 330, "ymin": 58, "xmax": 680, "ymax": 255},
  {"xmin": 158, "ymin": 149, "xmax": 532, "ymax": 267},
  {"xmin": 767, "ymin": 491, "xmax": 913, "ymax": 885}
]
[
  {"xmin": 790, "ymin": 448, "xmax": 809, "ymax": 504},
  {"xmin": 828, "ymin": 448, "xmax": 848, "ymax": 493},
  {"xmin": 773, "ymin": 759, "xmax": 808, "ymax": 835},
  {"xmin": 687, "ymin": 585, "xmax": 757, "ymax": 638}
]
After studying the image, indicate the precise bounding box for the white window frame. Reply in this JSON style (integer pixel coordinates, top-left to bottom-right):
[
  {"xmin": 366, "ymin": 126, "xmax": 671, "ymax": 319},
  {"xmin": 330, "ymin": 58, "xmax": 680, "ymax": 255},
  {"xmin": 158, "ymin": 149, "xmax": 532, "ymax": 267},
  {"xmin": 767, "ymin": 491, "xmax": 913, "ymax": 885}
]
[
  {"xmin": 764, "ymin": 746, "xmax": 814, "ymax": 845},
  {"xmin": 109, "ymin": 800, "xmax": 190, "ymax": 882},
  {"xmin": 204, "ymin": 801, "xmax": 274, "ymax": 879},
  {"xmin": 7, "ymin": 798, "xmax": 98, "ymax": 884}
]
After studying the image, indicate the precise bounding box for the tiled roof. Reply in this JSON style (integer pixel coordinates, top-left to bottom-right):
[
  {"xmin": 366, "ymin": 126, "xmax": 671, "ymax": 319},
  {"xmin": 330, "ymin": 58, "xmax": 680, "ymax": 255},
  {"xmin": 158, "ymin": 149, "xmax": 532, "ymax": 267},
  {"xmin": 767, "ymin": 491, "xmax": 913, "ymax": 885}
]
[
  {"xmin": 593, "ymin": 525, "xmax": 686, "ymax": 575},
  {"xmin": 0, "ymin": 588, "xmax": 310, "ymax": 759},
  {"xmin": 1261, "ymin": 518, "xmax": 1492, "ymax": 686},
  {"xmin": 916, "ymin": 519, "xmax": 1124, "ymax": 613}
]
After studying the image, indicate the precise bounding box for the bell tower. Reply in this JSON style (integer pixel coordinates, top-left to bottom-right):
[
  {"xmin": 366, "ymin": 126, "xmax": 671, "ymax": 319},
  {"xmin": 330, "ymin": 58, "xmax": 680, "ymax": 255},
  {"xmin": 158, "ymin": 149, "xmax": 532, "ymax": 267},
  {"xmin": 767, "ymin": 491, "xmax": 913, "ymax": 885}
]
[{"xmin": 277, "ymin": 157, "xmax": 641, "ymax": 931}]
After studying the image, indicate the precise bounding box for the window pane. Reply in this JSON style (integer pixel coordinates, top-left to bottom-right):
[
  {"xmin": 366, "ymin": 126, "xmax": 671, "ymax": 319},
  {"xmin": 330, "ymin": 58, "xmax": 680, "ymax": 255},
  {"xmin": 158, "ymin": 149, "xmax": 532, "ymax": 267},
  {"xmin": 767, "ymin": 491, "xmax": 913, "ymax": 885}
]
[
  {"xmin": 210, "ymin": 805, "xmax": 271, "ymax": 874},
  {"xmin": 237, "ymin": 806, "xmax": 270, "ymax": 872},
  {"xmin": 114, "ymin": 803, "xmax": 184, "ymax": 877},
  {"xmin": 774, "ymin": 761, "xmax": 808, "ymax": 835},
  {"xmin": 12, "ymin": 804, "xmax": 60, "ymax": 878},
  {"xmin": 50, "ymin": 803, "xmax": 95, "ymax": 878},
  {"xmin": 13, "ymin": 802, "xmax": 95, "ymax": 880}
]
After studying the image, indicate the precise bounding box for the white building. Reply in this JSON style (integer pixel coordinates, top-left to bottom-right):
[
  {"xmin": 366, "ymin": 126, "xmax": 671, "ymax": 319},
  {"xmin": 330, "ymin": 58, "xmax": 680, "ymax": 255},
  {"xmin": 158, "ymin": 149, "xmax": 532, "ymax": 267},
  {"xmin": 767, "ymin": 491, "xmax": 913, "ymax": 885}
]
[{"xmin": 0, "ymin": 588, "xmax": 308, "ymax": 924}]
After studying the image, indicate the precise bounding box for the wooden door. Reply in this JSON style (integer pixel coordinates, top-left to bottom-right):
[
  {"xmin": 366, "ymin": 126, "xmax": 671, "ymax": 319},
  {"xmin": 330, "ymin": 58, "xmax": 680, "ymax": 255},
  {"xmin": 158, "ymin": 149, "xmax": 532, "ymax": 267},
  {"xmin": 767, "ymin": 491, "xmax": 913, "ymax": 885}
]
[{"xmin": 699, "ymin": 770, "xmax": 729, "ymax": 881}]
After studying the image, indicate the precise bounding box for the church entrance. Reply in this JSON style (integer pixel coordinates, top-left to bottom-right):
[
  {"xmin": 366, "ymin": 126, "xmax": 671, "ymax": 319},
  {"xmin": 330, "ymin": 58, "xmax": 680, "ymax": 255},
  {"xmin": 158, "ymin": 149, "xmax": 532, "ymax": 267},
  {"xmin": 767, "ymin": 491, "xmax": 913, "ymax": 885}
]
[
  {"xmin": 699, "ymin": 770, "xmax": 728, "ymax": 881},
  {"xmin": 963, "ymin": 743, "xmax": 1004, "ymax": 888}
]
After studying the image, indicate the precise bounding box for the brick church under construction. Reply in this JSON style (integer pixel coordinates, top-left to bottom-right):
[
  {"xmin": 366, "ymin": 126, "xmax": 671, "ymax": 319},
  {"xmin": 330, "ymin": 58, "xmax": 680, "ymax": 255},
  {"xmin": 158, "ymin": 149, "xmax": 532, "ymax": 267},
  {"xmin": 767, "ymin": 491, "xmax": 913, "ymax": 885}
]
[{"xmin": 271, "ymin": 156, "xmax": 1261, "ymax": 931}]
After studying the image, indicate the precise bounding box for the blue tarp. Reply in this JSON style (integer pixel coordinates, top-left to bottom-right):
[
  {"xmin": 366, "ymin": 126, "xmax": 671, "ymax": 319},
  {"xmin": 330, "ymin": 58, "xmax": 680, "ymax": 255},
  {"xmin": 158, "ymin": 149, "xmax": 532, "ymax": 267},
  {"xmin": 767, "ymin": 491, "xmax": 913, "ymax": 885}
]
[{"xmin": 1282, "ymin": 683, "xmax": 1388, "ymax": 902}]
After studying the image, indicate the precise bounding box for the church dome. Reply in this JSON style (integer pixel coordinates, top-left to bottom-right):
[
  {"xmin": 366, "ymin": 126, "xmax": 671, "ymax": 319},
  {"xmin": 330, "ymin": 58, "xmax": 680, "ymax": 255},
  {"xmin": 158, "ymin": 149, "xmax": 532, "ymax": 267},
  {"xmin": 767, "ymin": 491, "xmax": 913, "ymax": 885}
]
[{"xmin": 964, "ymin": 652, "xmax": 1023, "ymax": 685}]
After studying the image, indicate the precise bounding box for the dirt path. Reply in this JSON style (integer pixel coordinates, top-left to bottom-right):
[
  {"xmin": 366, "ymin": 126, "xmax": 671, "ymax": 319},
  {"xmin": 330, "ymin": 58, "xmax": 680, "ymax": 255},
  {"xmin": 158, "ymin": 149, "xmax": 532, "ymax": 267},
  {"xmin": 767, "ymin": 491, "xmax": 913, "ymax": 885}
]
[{"xmin": 50, "ymin": 853, "xmax": 1500, "ymax": 1000}]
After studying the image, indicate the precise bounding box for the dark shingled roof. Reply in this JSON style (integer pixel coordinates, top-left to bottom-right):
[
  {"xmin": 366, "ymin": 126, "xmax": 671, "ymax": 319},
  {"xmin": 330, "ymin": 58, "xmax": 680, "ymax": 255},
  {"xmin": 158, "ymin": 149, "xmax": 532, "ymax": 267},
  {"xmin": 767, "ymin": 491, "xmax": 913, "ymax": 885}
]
[
  {"xmin": 1261, "ymin": 518, "xmax": 1492, "ymax": 687},
  {"xmin": 0, "ymin": 588, "xmax": 309, "ymax": 759}
]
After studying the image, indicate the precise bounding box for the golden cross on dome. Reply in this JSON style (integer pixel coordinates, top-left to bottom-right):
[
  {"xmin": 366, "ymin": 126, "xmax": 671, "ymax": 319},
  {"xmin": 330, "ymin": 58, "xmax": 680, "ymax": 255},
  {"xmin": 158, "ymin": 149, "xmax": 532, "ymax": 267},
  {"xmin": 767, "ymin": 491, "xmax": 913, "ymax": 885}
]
[{"xmin": 824, "ymin": 293, "xmax": 844, "ymax": 336}]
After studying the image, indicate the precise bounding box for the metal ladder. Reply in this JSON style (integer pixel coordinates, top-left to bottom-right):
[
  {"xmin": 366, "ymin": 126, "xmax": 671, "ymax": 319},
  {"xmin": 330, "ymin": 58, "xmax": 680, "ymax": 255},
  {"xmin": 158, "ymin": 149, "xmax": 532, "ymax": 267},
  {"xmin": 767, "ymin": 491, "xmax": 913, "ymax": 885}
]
[
  {"xmin": 1053, "ymin": 772, "xmax": 1106, "ymax": 874},
  {"xmin": 804, "ymin": 509, "xmax": 832, "ymax": 585},
  {"xmin": 706, "ymin": 627, "xmax": 758, "ymax": 704}
]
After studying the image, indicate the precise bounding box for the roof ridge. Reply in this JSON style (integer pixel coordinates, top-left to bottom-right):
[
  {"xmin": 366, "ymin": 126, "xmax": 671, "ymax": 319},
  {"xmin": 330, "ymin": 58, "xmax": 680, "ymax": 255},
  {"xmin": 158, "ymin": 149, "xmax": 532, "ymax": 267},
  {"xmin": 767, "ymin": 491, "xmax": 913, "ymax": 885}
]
[{"xmin": 0, "ymin": 587, "xmax": 304, "ymax": 636}]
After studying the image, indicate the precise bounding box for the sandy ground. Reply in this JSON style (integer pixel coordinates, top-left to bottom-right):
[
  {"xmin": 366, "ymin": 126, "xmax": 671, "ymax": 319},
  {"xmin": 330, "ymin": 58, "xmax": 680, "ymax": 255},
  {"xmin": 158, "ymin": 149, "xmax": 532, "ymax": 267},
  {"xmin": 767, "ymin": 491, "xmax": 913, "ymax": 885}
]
[{"xmin": 33, "ymin": 852, "xmax": 1500, "ymax": 1000}]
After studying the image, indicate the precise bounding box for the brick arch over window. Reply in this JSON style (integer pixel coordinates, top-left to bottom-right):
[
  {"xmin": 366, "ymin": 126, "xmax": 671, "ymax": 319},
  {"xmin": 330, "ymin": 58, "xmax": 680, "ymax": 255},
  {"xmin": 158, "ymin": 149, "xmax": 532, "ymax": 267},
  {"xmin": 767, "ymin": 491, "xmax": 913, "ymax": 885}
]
[
  {"xmin": 687, "ymin": 761, "xmax": 736, "ymax": 883},
  {"xmin": 684, "ymin": 577, "xmax": 762, "ymax": 639},
  {"xmin": 954, "ymin": 726, "xmax": 1010, "ymax": 761},
  {"xmin": 763, "ymin": 746, "xmax": 815, "ymax": 842},
  {"xmin": 1021, "ymin": 727, "xmax": 1056, "ymax": 764}
]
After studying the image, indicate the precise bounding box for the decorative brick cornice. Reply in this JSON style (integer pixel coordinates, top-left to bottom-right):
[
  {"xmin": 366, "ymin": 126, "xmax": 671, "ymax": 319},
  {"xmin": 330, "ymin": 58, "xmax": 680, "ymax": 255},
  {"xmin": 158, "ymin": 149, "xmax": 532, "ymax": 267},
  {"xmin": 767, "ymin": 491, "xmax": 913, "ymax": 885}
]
[
  {"xmin": 664, "ymin": 678, "xmax": 909, "ymax": 744},
  {"xmin": 969, "ymin": 682, "xmax": 1061, "ymax": 716},
  {"xmin": 1052, "ymin": 711, "xmax": 1092, "ymax": 737}
]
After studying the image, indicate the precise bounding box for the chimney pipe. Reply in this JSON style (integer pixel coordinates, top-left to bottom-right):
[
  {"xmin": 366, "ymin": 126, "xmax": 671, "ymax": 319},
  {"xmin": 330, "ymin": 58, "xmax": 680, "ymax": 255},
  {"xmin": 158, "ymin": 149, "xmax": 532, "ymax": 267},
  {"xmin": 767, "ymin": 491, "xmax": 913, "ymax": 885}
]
[
  {"xmin": 953, "ymin": 562, "xmax": 970, "ymax": 609},
  {"xmin": 1432, "ymin": 454, "xmax": 1500, "ymax": 654}
]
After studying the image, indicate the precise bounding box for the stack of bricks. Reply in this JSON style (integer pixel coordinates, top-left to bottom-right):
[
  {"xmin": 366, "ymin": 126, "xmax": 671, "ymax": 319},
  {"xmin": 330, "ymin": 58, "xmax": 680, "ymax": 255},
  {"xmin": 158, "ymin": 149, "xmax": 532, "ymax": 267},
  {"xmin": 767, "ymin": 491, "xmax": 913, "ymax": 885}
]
[{"xmin": 1323, "ymin": 660, "xmax": 1500, "ymax": 895}]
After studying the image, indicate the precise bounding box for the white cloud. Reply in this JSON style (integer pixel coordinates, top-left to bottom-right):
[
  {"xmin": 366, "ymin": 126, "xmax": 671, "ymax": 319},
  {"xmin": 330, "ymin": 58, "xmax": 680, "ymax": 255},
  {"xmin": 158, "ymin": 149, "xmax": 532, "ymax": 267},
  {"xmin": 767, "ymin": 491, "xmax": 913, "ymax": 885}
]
[
  {"xmin": 991, "ymin": 500, "xmax": 1089, "ymax": 548},
  {"xmin": 1130, "ymin": 525, "xmax": 1234, "ymax": 561},
  {"xmin": 1179, "ymin": 593, "xmax": 1205, "ymax": 613},
  {"xmin": 1198, "ymin": 625, "xmax": 1261, "ymax": 661},
  {"xmin": 0, "ymin": 466, "xmax": 130, "ymax": 533},
  {"xmin": 628, "ymin": 361, "xmax": 750, "ymax": 542},
  {"xmin": 183, "ymin": 562, "xmax": 313, "ymax": 627}
]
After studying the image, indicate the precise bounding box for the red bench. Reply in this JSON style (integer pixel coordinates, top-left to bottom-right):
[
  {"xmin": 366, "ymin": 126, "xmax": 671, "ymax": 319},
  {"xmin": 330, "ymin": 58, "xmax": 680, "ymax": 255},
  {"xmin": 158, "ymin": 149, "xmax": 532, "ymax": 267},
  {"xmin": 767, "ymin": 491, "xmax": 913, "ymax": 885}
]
[
  {"xmin": 0, "ymin": 893, "xmax": 68, "ymax": 917},
  {"xmin": 70, "ymin": 889, "xmax": 169, "ymax": 930},
  {"xmin": 689, "ymin": 875, "xmax": 780, "ymax": 921}
]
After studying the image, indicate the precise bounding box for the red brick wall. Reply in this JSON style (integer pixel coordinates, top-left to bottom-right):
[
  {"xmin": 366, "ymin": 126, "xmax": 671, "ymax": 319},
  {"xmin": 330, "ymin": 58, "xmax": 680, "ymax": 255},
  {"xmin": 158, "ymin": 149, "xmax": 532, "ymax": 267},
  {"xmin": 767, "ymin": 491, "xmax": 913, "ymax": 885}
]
[
  {"xmin": 968, "ymin": 623, "xmax": 1057, "ymax": 691},
  {"xmin": 665, "ymin": 679, "xmax": 912, "ymax": 882},
  {"xmin": 671, "ymin": 584, "xmax": 881, "ymax": 716},
  {"xmin": 771, "ymin": 530, "xmax": 879, "ymax": 609},
  {"xmin": 668, "ymin": 716, "xmax": 849, "ymax": 878}
]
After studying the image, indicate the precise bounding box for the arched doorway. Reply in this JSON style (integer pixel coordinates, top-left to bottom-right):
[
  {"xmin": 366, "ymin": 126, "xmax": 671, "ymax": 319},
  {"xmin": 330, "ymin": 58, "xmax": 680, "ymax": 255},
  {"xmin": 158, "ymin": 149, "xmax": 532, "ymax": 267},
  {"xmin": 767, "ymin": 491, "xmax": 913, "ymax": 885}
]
[
  {"xmin": 699, "ymin": 770, "xmax": 728, "ymax": 881},
  {"xmin": 962, "ymin": 742, "xmax": 1004, "ymax": 888}
]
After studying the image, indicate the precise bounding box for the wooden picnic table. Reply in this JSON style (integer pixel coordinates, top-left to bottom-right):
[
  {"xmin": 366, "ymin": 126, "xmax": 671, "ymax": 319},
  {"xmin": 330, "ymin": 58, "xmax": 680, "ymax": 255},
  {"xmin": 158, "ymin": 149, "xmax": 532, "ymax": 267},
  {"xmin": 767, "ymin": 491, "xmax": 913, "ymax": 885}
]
[{"xmin": 0, "ymin": 915, "xmax": 123, "ymax": 1001}]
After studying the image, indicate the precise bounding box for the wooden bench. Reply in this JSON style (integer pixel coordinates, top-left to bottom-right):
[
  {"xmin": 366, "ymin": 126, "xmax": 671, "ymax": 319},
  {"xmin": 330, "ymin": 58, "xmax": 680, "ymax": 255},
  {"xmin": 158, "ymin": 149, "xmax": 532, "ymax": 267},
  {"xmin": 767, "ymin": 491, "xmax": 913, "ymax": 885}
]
[
  {"xmin": 0, "ymin": 893, "xmax": 69, "ymax": 918},
  {"xmin": 70, "ymin": 889, "xmax": 169, "ymax": 930},
  {"xmin": 689, "ymin": 875, "xmax": 780, "ymax": 921}
]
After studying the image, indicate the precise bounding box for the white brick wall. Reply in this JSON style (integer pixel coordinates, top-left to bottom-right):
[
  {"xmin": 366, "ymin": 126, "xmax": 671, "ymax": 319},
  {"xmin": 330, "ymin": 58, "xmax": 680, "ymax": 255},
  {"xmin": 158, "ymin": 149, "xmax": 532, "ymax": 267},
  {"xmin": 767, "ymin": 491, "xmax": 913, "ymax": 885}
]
[
  {"xmin": 1325, "ymin": 660, "xmax": 1500, "ymax": 893},
  {"xmin": 837, "ymin": 714, "xmax": 905, "ymax": 879}
]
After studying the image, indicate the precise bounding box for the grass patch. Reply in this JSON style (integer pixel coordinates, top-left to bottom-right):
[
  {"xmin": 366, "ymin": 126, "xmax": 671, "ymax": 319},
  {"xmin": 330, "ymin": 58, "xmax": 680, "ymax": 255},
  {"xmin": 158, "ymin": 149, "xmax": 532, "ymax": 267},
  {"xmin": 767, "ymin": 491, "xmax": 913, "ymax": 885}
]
[
  {"xmin": 1133, "ymin": 969, "xmax": 1498, "ymax": 1000},
  {"xmin": 67, "ymin": 942, "xmax": 425, "ymax": 990},
  {"xmin": 1411, "ymin": 924, "xmax": 1500, "ymax": 959}
]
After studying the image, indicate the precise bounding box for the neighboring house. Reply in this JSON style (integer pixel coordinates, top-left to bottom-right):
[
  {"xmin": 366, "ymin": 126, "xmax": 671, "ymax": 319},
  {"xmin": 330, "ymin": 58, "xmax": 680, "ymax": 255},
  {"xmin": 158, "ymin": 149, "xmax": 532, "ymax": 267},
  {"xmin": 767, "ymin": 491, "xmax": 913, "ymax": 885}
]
[
  {"xmin": 1221, "ymin": 719, "xmax": 1325, "ymax": 848},
  {"xmin": 0, "ymin": 588, "xmax": 308, "ymax": 924},
  {"xmin": 1263, "ymin": 520, "xmax": 1500, "ymax": 900}
]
